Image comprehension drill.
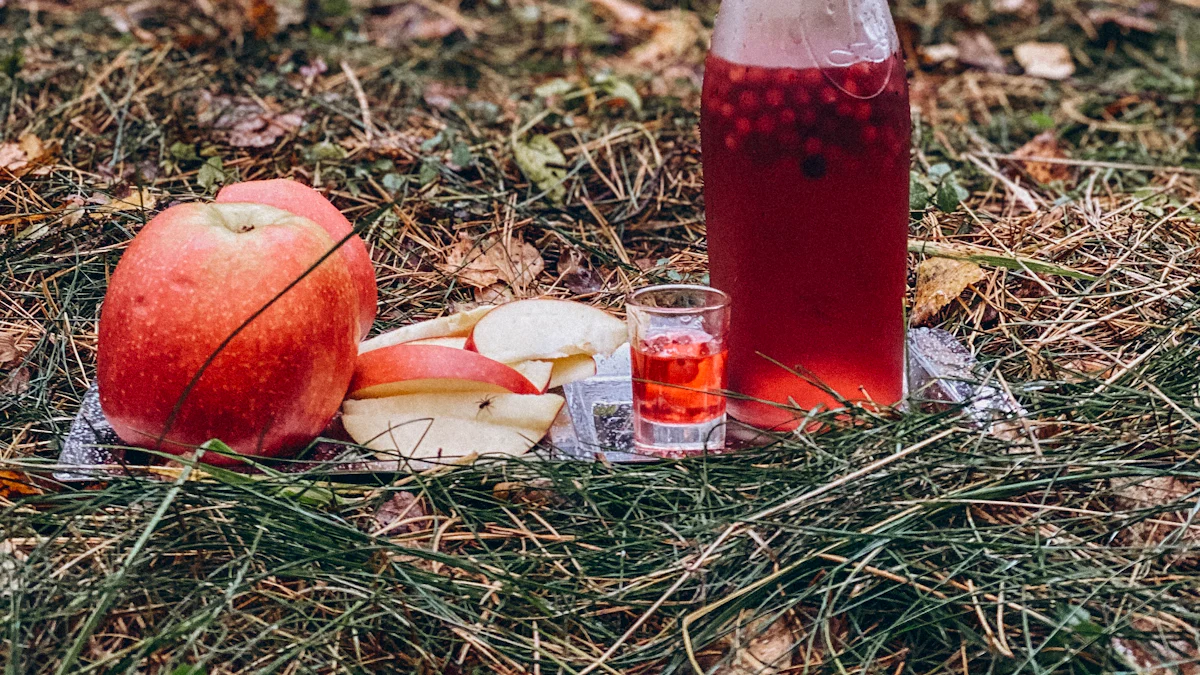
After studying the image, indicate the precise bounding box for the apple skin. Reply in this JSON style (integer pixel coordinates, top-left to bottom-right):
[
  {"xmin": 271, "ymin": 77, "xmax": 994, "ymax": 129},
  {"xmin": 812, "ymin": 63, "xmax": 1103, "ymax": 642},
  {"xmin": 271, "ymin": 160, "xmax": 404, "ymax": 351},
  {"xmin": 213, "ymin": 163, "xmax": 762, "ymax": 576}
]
[
  {"xmin": 216, "ymin": 179, "xmax": 377, "ymax": 339},
  {"xmin": 97, "ymin": 202, "xmax": 360, "ymax": 467},
  {"xmin": 349, "ymin": 344, "xmax": 541, "ymax": 398}
]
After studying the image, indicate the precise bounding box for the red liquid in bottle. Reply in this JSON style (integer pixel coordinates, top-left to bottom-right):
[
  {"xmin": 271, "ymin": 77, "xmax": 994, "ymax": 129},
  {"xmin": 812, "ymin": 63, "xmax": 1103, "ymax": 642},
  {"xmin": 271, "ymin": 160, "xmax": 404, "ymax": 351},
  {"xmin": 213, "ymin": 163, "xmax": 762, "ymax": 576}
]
[
  {"xmin": 701, "ymin": 54, "xmax": 911, "ymax": 428},
  {"xmin": 632, "ymin": 330, "xmax": 729, "ymax": 425}
]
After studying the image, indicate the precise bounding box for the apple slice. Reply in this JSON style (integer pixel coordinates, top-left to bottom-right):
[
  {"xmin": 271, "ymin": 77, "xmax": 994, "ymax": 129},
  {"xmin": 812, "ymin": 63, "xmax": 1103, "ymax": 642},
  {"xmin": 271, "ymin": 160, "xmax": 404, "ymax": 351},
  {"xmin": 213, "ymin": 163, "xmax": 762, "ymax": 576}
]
[
  {"xmin": 465, "ymin": 299, "xmax": 626, "ymax": 364},
  {"xmin": 512, "ymin": 360, "xmax": 554, "ymax": 392},
  {"xmin": 342, "ymin": 391, "xmax": 564, "ymax": 462},
  {"xmin": 410, "ymin": 337, "xmax": 468, "ymax": 349},
  {"xmin": 359, "ymin": 306, "xmax": 493, "ymax": 354},
  {"xmin": 349, "ymin": 344, "xmax": 540, "ymax": 399},
  {"xmin": 548, "ymin": 354, "xmax": 598, "ymax": 389}
]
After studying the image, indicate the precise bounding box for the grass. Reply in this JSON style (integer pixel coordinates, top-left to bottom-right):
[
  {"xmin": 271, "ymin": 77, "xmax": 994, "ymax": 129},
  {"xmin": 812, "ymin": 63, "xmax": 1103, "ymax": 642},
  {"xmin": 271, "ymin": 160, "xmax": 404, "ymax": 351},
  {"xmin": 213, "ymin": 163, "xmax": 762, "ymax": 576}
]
[{"xmin": 2, "ymin": 0, "xmax": 1200, "ymax": 672}]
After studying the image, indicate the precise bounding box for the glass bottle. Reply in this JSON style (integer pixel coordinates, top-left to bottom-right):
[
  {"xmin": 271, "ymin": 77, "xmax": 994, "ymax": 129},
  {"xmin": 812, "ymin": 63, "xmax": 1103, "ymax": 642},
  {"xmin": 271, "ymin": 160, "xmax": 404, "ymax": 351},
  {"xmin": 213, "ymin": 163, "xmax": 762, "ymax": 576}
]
[{"xmin": 700, "ymin": 0, "xmax": 911, "ymax": 428}]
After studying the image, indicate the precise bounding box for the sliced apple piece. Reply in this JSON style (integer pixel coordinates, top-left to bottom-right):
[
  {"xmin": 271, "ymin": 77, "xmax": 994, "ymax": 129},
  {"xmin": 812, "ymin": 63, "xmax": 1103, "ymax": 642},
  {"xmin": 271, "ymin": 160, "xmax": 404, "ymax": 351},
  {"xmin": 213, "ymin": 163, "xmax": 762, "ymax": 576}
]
[
  {"xmin": 359, "ymin": 306, "xmax": 493, "ymax": 354},
  {"xmin": 511, "ymin": 360, "xmax": 554, "ymax": 392},
  {"xmin": 349, "ymin": 344, "xmax": 540, "ymax": 399},
  {"xmin": 548, "ymin": 354, "xmax": 598, "ymax": 389},
  {"xmin": 409, "ymin": 337, "xmax": 469, "ymax": 349},
  {"xmin": 342, "ymin": 391, "xmax": 565, "ymax": 462},
  {"xmin": 465, "ymin": 299, "xmax": 626, "ymax": 364}
]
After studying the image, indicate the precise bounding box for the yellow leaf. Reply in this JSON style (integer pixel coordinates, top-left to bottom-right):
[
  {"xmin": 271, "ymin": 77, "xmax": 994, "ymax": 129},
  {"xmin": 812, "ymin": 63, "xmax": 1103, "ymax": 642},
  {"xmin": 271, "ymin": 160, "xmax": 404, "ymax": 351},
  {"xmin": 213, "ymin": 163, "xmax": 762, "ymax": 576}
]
[
  {"xmin": 0, "ymin": 470, "xmax": 41, "ymax": 499},
  {"xmin": 99, "ymin": 188, "xmax": 157, "ymax": 213},
  {"xmin": 911, "ymin": 258, "xmax": 985, "ymax": 326}
]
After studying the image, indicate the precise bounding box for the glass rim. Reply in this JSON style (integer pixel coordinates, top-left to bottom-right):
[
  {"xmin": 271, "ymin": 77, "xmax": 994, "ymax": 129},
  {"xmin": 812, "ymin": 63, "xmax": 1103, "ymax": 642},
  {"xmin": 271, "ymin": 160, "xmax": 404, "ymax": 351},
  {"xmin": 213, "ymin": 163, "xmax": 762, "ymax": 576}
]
[{"xmin": 627, "ymin": 283, "xmax": 729, "ymax": 313}]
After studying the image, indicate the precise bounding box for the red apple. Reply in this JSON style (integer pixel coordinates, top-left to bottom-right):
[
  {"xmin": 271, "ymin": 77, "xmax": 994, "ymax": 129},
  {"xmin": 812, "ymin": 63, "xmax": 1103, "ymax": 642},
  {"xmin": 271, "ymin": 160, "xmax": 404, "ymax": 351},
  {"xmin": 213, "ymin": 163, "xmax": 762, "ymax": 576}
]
[
  {"xmin": 349, "ymin": 343, "xmax": 541, "ymax": 398},
  {"xmin": 216, "ymin": 179, "xmax": 377, "ymax": 339},
  {"xmin": 97, "ymin": 202, "xmax": 360, "ymax": 467}
]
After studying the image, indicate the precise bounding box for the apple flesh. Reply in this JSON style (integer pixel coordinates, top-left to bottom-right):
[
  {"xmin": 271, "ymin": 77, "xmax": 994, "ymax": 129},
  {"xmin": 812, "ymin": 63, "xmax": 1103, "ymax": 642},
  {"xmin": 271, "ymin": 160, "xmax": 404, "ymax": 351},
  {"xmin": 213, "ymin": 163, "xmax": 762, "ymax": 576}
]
[
  {"xmin": 348, "ymin": 343, "xmax": 541, "ymax": 399},
  {"xmin": 359, "ymin": 306, "xmax": 493, "ymax": 354},
  {"xmin": 466, "ymin": 299, "xmax": 626, "ymax": 363},
  {"xmin": 216, "ymin": 179, "xmax": 377, "ymax": 339},
  {"xmin": 548, "ymin": 354, "xmax": 598, "ymax": 389},
  {"xmin": 97, "ymin": 202, "xmax": 359, "ymax": 467},
  {"xmin": 342, "ymin": 391, "xmax": 564, "ymax": 464}
]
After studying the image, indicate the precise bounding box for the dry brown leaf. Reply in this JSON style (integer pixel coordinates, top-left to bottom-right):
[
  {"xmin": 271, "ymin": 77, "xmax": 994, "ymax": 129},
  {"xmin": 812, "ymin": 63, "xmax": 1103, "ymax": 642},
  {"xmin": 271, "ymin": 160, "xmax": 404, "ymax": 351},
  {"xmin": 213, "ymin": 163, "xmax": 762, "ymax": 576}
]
[
  {"xmin": 1014, "ymin": 42, "xmax": 1075, "ymax": 80},
  {"xmin": 911, "ymin": 258, "xmax": 986, "ymax": 326},
  {"xmin": 1012, "ymin": 131, "xmax": 1072, "ymax": 184},
  {"xmin": 0, "ymin": 470, "xmax": 41, "ymax": 499},
  {"xmin": 0, "ymin": 367, "xmax": 30, "ymax": 397},
  {"xmin": 0, "ymin": 334, "xmax": 19, "ymax": 369},
  {"xmin": 474, "ymin": 283, "xmax": 515, "ymax": 305},
  {"xmin": 628, "ymin": 12, "xmax": 705, "ymax": 70},
  {"xmin": 557, "ymin": 247, "xmax": 603, "ymax": 295},
  {"xmin": 954, "ymin": 31, "xmax": 1006, "ymax": 73},
  {"xmin": 0, "ymin": 134, "xmax": 54, "ymax": 180},
  {"xmin": 97, "ymin": 188, "xmax": 158, "ymax": 213},
  {"xmin": 197, "ymin": 92, "xmax": 305, "ymax": 148},
  {"xmin": 442, "ymin": 236, "xmax": 545, "ymax": 292},
  {"xmin": 365, "ymin": 4, "xmax": 459, "ymax": 48},
  {"xmin": 1113, "ymin": 476, "xmax": 1200, "ymax": 563},
  {"xmin": 1112, "ymin": 617, "xmax": 1200, "ymax": 675},
  {"xmin": 373, "ymin": 491, "xmax": 427, "ymax": 535},
  {"xmin": 713, "ymin": 612, "xmax": 797, "ymax": 675}
]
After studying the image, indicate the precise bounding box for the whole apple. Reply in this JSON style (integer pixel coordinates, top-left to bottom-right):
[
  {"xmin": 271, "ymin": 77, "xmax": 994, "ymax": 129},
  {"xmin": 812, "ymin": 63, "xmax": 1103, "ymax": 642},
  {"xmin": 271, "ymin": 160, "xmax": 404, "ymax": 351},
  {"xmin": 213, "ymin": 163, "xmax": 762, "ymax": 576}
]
[
  {"xmin": 216, "ymin": 179, "xmax": 378, "ymax": 339},
  {"xmin": 97, "ymin": 202, "xmax": 359, "ymax": 467}
]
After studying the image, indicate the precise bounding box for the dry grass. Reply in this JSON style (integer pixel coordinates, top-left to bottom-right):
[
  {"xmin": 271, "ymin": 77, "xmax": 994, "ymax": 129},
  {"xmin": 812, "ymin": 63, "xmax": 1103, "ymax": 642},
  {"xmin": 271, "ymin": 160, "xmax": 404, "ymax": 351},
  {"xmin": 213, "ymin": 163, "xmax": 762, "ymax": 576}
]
[{"xmin": 1, "ymin": 0, "xmax": 1199, "ymax": 672}]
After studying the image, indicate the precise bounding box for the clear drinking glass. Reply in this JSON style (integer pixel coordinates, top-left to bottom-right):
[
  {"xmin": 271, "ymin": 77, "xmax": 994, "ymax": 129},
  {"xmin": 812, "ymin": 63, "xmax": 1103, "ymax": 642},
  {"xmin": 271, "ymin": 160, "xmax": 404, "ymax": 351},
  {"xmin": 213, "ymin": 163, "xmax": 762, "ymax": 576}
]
[{"xmin": 627, "ymin": 285, "xmax": 731, "ymax": 456}]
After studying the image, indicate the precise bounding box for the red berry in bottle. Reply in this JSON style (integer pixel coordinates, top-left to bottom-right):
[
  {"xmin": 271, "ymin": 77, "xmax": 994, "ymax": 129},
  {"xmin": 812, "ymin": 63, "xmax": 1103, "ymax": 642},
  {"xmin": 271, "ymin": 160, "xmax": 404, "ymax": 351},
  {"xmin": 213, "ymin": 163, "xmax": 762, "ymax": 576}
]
[
  {"xmin": 729, "ymin": 65, "xmax": 747, "ymax": 83},
  {"xmin": 779, "ymin": 108, "xmax": 797, "ymax": 125},
  {"xmin": 790, "ymin": 87, "xmax": 812, "ymax": 106},
  {"xmin": 820, "ymin": 86, "xmax": 839, "ymax": 106},
  {"xmin": 801, "ymin": 68, "xmax": 824, "ymax": 87},
  {"xmin": 724, "ymin": 134, "xmax": 741, "ymax": 151},
  {"xmin": 799, "ymin": 108, "xmax": 817, "ymax": 126},
  {"xmin": 746, "ymin": 66, "xmax": 769, "ymax": 85},
  {"xmin": 836, "ymin": 101, "xmax": 854, "ymax": 118},
  {"xmin": 719, "ymin": 102, "xmax": 736, "ymax": 118},
  {"xmin": 754, "ymin": 115, "xmax": 775, "ymax": 135},
  {"xmin": 764, "ymin": 88, "xmax": 785, "ymax": 107},
  {"xmin": 803, "ymin": 137, "xmax": 823, "ymax": 155},
  {"xmin": 861, "ymin": 125, "xmax": 879, "ymax": 144},
  {"xmin": 854, "ymin": 102, "xmax": 873, "ymax": 121},
  {"xmin": 734, "ymin": 117, "xmax": 753, "ymax": 135},
  {"xmin": 738, "ymin": 90, "xmax": 759, "ymax": 112}
]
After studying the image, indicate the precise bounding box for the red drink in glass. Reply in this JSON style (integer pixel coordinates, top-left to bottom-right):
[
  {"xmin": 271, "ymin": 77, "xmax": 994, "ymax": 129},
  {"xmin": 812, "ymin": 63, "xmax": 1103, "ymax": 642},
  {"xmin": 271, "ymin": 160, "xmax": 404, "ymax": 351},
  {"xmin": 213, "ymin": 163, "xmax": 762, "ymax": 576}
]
[
  {"xmin": 701, "ymin": 52, "xmax": 911, "ymax": 428},
  {"xmin": 632, "ymin": 329, "xmax": 729, "ymax": 425}
]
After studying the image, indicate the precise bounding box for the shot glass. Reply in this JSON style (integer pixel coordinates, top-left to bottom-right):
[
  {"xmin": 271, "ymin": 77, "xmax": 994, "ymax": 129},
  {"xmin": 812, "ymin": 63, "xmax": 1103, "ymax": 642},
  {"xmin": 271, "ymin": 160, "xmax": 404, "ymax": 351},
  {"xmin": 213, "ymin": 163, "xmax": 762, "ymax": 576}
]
[{"xmin": 627, "ymin": 284, "xmax": 730, "ymax": 456}]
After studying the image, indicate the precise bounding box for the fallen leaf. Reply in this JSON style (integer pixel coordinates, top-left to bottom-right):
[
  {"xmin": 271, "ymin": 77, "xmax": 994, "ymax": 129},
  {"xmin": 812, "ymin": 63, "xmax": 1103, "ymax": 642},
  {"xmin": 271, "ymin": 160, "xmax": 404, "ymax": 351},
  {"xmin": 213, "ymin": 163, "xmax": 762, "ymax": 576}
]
[
  {"xmin": 0, "ymin": 133, "xmax": 53, "ymax": 180},
  {"xmin": 1113, "ymin": 476, "xmax": 1200, "ymax": 563},
  {"xmin": 246, "ymin": 0, "xmax": 279, "ymax": 40},
  {"xmin": 911, "ymin": 258, "xmax": 986, "ymax": 326},
  {"xmin": 97, "ymin": 187, "xmax": 157, "ymax": 213},
  {"xmin": 424, "ymin": 82, "xmax": 467, "ymax": 111},
  {"xmin": 0, "ymin": 539, "xmax": 28, "ymax": 598},
  {"xmin": 365, "ymin": 3, "xmax": 459, "ymax": 47},
  {"xmin": 557, "ymin": 247, "xmax": 604, "ymax": 294},
  {"xmin": 197, "ymin": 92, "xmax": 306, "ymax": 148},
  {"xmin": 0, "ymin": 367, "xmax": 30, "ymax": 397},
  {"xmin": 0, "ymin": 470, "xmax": 41, "ymax": 499},
  {"xmin": 713, "ymin": 612, "xmax": 797, "ymax": 675},
  {"xmin": 1011, "ymin": 131, "xmax": 1071, "ymax": 184},
  {"xmin": 954, "ymin": 31, "xmax": 1006, "ymax": 73},
  {"xmin": 1112, "ymin": 617, "xmax": 1200, "ymax": 675},
  {"xmin": 373, "ymin": 491, "xmax": 427, "ymax": 535},
  {"xmin": 993, "ymin": 0, "xmax": 1038, "ymax": 16},
  {"xmin": 1014, "ymin": 42, "xmax": 1075, "ymax": 80},
  {"xmin": 920, "ymin": 43, "xmax": 961, "ymax": 65},
  {"xmin": 474, "ymin": 283, "xmax": 515, "ymax": 305},
  {"xmin": 442, "ymin": 236, "xmax": 545, "ymax": 292},
  {"xmin": 0, "ymin": 334, "xmax": 19, "ymax": 369},
  {"xmin": 513, "ymin": 135, "xmax": 568, "ymax": 203},
  {"xmin": 627, "ymin": 11, "xmax": 704, "ymax": 71}
]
